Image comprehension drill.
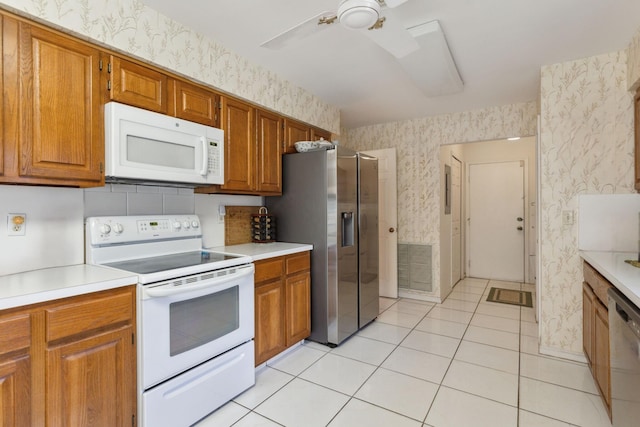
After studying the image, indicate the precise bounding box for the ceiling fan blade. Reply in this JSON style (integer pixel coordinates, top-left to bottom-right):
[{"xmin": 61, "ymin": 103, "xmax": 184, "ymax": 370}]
[
  {"xmin": 360, "ymin": 12, "xmax": 419, "ymax": 58},
  {"xmin": 261, "ymin": 11, "xmax": 336, "ymax": 50},
  {"xmin": 382, "ymin": 0, "xmax": 409, "ymax": 8}
]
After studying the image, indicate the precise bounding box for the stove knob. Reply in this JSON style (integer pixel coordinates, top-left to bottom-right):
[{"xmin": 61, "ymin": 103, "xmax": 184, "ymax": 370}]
[
  {"xmin": 191, "ymin": 220, "xmax": 200, "ymax": 229},
  {"xmin": 112, "ymin": 223, "xmax": 124, "ymax": 234},
  {"xmin": 99, "ymin": 224, "xmax": 111, "ymax": 235},
  {"xmin": 182, "ymin": 221, "xmax": 191, "ymax": 229},
  {"xmin": 173, "ymin": 221, "xmax": 182, "ymax": 230}
]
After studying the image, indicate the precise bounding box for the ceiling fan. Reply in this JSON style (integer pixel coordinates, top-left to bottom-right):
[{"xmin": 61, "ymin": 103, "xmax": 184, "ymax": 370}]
[{"xmin": 260, "ymin": 0, "xmax": 420, "ymax": 59}]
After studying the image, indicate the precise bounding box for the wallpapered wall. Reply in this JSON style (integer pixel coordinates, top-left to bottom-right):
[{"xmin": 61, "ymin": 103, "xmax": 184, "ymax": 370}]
[
  {"xmin": 0, "ymin": 0, "xmax": 340, "ymax": 134},
  {"xmin": 628, "ymin": 26, "xmax": 640, "ymax": 90},
  {"xmin": 344, "ymin": 102, "xmax": 538, "ymax": 300},
  {"xmin": 539, "ymin": 50, "xmax": 635, "ymax": 355}
]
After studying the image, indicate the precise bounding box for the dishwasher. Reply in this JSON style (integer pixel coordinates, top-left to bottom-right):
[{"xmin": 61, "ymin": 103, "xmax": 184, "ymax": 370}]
[{"xmin": 608, "ymin": 287, "xmax": 640, "ymax": 427}]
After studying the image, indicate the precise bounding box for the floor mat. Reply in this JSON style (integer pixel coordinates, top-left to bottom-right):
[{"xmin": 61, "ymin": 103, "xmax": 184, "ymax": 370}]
[{"xmin": 486, "ymin": 287, "xmax": 533, "ymax": 308}]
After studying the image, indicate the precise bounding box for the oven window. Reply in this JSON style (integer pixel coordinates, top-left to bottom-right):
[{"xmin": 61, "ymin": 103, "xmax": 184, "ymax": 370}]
[{"xmin": 169, "ymin": 286, "xmax": 239, "ymax": 356}]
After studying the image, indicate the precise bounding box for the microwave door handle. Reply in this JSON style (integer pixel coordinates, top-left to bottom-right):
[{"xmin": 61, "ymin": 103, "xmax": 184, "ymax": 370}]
[
  {"xmin": 200, "ymin": 137, "xmax": 208, "ymax": 176},
  {"xmin": 144, "ymin": 265, "xmax": 254, "ymax": 298}
]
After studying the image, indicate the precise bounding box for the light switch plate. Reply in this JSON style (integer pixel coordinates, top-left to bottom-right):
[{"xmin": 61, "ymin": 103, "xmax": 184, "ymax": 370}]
[
  {"xmin": 562, "ymin": 210, "xmax": 574, "ymax": 225},
  {"xmin": 7, "ymin": 213, "xmax": 26, "ymax": 236}
]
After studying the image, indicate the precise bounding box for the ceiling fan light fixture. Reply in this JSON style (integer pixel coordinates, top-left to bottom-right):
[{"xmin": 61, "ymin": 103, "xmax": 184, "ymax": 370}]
[{"xmin": 337, "ymin": 0, "xmax": 381, "ymax": 30}]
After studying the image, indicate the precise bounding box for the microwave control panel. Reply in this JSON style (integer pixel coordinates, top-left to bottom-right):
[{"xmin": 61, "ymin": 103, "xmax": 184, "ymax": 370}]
[{"xmin": 207, "ymin": 140, "xmax": 221, "ymax": 177}]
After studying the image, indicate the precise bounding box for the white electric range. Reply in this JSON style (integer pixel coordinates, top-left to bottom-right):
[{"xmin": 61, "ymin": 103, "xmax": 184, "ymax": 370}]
[{"xmin": 85, "ymin": 215, "xmax": 255, "ymax": 427}]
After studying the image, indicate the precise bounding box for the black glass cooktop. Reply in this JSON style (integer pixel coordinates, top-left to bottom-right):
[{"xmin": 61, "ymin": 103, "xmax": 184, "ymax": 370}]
[{"xmin": 104, "ymin": 251, "xmax": 242, "ymax": 275}]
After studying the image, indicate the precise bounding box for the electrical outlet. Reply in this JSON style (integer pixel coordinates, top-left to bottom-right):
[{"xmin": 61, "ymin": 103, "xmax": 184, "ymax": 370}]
[
  {"xmin": 8, "ymin": 213, "xmax": 26, "ymax": 236},
  {"xmin": 562, "ymin": 210, "xmax": 574, "ymax": 226}
]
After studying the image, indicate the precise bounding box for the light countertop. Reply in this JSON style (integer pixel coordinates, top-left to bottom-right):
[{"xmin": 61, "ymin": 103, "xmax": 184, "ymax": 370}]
[
  {"xmin": 0, "ymin": 242, "xmax": 312, "ymax": 311},
  {"xmin": 580, "ymin": 251, "xmax": 640, "ymax": 308},
  {"xmin": 0, "ymin": 264, "xmax": 138, "ymax": 310},
  {"xmin": 207, "ymin": 242, "xmax": 313, "ymax": 261}
]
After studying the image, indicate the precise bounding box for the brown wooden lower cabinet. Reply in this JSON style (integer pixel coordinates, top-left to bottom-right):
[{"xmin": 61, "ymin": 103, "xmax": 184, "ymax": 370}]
[
  {"xmin": 582, "ymin": 261, "xmax": 611, "ymax": 420},
  {"xmin": 0, "ymin": 286, "xmax": 136, "ymax": 427},
  {"xmin": 254, "ymin": 252, "xmax": 311, "ymax": 366},
  {"xmin": 0, "ymin": 313, "xmax": 31, "ymax": 427}
]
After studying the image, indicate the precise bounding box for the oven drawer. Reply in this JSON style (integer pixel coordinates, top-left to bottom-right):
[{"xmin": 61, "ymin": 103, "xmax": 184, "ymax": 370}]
[{"xmin": 141, "ymin": 340, "xmax": 255, "ymax": 427}]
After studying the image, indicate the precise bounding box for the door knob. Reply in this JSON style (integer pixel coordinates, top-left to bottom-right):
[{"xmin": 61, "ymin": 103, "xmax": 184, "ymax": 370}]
[
  {"xmin": 517, "ymin": 226, "xmax": 523, "ymax": 231},
  {"xmin": 389, "ymin": 227, "xmax": 395, "ymax": 233},
  {"xmin": 517, "ymin": 217, "xmax": 523, "ymax": 222}
]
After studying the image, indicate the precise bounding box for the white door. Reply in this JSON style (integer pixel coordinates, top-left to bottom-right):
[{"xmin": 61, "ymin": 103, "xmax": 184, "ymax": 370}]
[
  {"xmin": 451, "ymin": 156, "xmax": 462, "ymax": 285},
  {"xmin": 362, "ymin": 148, "xmax": 397, "ymax": 298},
  {"xmin": 468, "ymin": 161, "xmax": 524, "ymax": 282}
]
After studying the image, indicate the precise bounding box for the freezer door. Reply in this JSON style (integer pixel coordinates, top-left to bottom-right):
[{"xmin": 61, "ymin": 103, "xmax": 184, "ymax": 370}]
[
  {"xmin": 331, "ymin": 148, "xmax": 359, "ymax": 344},
  {"xmin": 358, "ymin": 153, "xmax": 379, "ymax": 328}
]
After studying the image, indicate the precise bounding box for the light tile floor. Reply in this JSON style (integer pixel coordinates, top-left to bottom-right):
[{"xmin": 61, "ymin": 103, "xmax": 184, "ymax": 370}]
[{"xmin": 195, "ymin": 278, "xmax": 612, "ymax": 427}]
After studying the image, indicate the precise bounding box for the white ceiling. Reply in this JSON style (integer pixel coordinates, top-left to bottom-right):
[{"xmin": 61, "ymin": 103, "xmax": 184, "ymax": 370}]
[{"xmin": 141, "ymin": 0, "xmax": 640, "ymax": 129}]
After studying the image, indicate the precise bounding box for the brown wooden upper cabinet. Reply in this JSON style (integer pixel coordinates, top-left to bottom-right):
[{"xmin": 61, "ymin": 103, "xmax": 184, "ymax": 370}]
[
  {"xmin": 0, "ymin": 9, "xmax": 332, "ymax": 191},
  {"xmin": 220, "ymin": 97, "xmax": 256, "ymax": 193},
  {"xmin": 256, "ymin": 109, "xmax": 283, "ymax": 194},
  {"xmin": 198, "ymin": 96, "xmax": 283, "ymax": 195},
  {"xmin": 168, "ymin": 79, "xmax": 220, "ymax": 127},
  {"xmin": 311, "ymin": 127, "xmax": 332, "ymax": 142},
  {"xmin": 283, "ymin": 119, "xmax": 311, "ymax": 154},
  {"xmin": 634, "ymin": 87, "xmax": 640, "ymax": 192},
  {"xmin": 0, "ymin": 15, "xmax": 4, "ymax": 179},
  {"xmin": 105, "ymin": 55, "xmax": 168, "ymax": 113},
  {"xmin": 2, "ymin": 17, "xmax": 104, "ymax": 187}
]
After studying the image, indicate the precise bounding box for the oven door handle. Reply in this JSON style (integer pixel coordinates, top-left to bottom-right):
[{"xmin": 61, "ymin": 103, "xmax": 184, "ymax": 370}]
[{"xmin": 144, "ymin": 265, "xmax": 254, "ymax": 298}]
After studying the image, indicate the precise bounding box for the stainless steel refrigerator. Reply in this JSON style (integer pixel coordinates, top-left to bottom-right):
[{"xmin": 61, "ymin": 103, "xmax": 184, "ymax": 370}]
[{"xmin": 266, "ymin": 146, "xmax": 379, "ymax": 346}]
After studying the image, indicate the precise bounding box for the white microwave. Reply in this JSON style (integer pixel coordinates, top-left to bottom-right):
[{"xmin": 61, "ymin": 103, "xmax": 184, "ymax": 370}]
[{"xmin": 104, "ymin": 102, "xmax": 224, "ymax": 186}]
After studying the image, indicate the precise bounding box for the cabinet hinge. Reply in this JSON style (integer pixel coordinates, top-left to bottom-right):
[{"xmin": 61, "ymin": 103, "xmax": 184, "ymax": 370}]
[
  {"xmin": 132, "ymin": 333, "xmax": 135, "ymax": 345},
  {"xmin": 99, "ymin": 59, "xmax": 103, "ymax": 71},
  {"xmin": 107, "ymin": 80, "xmax": 111, "ymax": 91},
  {"xmin": 132, "ymin": 414, "xmax": 135, "ymax": 427},
  {"xmin": 100, "ymin": 162, "xmax": 104, "ymax": 174},
  {"xmin": 108, "ymin": 62, "xmax": 112, "ymax": 73}
]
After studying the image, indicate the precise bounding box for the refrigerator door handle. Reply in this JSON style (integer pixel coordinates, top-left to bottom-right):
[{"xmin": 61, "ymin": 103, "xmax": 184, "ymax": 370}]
[{"xmin": 341, "ymin": 212, "xmax": 354, "ymax": 247}]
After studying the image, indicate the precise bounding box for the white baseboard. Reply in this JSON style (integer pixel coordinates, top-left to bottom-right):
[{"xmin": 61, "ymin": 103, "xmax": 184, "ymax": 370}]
[
  {"xmin": 538, "ymin": 345, "xmax": 588, "ymax": 363},
  {"xmin": 398, "ymin": 288, "xmax": 442, "ymax": 304}
]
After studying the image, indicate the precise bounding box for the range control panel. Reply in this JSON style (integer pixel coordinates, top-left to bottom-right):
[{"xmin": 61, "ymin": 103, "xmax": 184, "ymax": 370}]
[{"xmin": 87, "ymin": 215, "xmax": 202, "ymax": 245}]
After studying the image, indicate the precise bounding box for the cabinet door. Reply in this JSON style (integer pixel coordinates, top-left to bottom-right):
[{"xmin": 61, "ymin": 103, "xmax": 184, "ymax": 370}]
[
  {"xmin": 582, "ymin": 282, "xmax": 595, "ymax": 364},
  {"xmin": 108, "ymin": 55, "xmax": 167, "ymax": 113},
  {"xmin": 0, "ymin": 15, "xmax": 4, "ymax": 178},
  {"xmin": 170, "ymin": 79, "xmax": 219, "ymax": 127},
  {"xmin": 0, "ymin": 313, "xmax": 31, "ymax": 427},
  {"xmin": 254, "ymin": 280, "xmax": 286, "ymax": 366},
  {"xmin": 285, "ymin": 271, "xmax": 311, "ymax": 346},
  {"xmin": 220, "ymin": 97, "xmax": 255, "ymax": 192},
  {"xmin": 256, "ymin": 109, "xmax": 282, "ymax": 194},
  {"xmin": 635, "ymin": 88, "xmax": 640, "ymax": 192},
  {"xmin": 46, "ymin": 326, "xmax": 135, "ymax": 427},
  {"xmin": 311, "ymin": 127, "xmax": 331, "ymax": 142},
  {"xmin": 17, "ymin": 22, "xmax": 103, "ymax": 185},
  {"xmin": 283, "ymin": 119, "xmax": 310, "ymax": 154},
  {"xmin": 594, "ymin": 300, "xmax": 611, "ymax": 416}
]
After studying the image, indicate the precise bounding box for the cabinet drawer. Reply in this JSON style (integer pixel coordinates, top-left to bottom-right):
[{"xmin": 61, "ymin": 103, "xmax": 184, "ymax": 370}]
[
  {"xmin": 583, "ymin": 262, "xmax": 613, "ymax": 305},
  {"xmin": 286, "ymin": 252, "xmax": 310, "ymax": 275},
  {"xmin": 0, "ymin": 314, "xmax": 31, "ymax": 355},
  {"xmin": 255, "ymin": 258, "xmax": 284, "ymax": 284},
  {"xmin": 45, "ymin": 287, "xmax": 134, "ymax": 342}
]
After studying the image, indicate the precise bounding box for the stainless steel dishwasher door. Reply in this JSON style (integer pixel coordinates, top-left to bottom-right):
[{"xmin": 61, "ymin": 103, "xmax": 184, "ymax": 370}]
[{"xmin": 608, "ymin": 287, "xmax": 640, "ymax": 427}]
